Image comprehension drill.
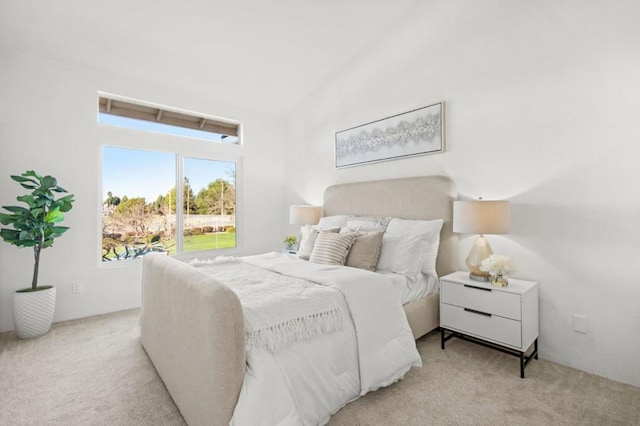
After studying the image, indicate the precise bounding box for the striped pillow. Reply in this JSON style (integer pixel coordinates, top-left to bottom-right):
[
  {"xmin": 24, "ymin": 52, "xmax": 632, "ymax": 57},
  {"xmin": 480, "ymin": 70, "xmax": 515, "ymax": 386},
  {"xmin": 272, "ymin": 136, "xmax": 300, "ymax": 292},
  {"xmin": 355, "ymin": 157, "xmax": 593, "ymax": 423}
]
[{"xmin": 309, "ymin": 232, "xmax": 356, "ymax": 265}]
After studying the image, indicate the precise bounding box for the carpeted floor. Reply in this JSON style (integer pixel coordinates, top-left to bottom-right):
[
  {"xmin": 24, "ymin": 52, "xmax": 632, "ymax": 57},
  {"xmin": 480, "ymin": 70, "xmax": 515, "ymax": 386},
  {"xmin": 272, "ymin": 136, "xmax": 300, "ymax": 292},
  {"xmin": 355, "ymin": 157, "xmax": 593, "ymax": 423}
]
[{"xmin": 1, "ymin": 309, "xmax": 638, "ymax": 425}]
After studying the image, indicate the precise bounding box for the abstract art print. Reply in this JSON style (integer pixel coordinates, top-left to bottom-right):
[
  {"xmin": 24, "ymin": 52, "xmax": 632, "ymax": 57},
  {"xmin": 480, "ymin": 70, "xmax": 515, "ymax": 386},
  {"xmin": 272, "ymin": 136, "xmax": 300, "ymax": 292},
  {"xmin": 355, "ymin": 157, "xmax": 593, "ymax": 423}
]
[{"xmin": 335, "ymin": 102, "xmax": 444, "ymax": 168}]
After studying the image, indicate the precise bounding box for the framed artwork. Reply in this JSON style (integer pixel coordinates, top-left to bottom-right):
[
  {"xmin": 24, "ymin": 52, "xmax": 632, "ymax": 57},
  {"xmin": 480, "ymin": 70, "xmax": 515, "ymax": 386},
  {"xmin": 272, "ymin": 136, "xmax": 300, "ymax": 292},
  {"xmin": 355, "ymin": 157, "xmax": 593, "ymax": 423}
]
[{"xmin": 335, "ymin": 102, "xmax": 444, "ymax": 168}]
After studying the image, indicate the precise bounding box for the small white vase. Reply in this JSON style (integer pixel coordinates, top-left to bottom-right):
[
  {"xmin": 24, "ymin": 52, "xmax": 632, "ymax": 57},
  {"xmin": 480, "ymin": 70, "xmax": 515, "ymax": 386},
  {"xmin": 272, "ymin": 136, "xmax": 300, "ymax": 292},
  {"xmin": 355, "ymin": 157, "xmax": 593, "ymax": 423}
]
[{"xmin": 13, "ymin": 286, "xmax": 56, "ymax": 339}]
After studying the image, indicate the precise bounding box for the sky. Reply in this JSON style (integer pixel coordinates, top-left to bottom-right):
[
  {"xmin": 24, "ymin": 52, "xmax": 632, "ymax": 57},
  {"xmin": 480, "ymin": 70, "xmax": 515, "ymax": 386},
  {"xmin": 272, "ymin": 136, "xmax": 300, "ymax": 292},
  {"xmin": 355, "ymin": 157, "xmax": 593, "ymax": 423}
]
[
  {"xmin": 98, "ymin": 113, "xmax": 238, "ymax": 143},
  {"xmin": 100, "ymin": 115, "xmax": 235, "ymax": 202}
]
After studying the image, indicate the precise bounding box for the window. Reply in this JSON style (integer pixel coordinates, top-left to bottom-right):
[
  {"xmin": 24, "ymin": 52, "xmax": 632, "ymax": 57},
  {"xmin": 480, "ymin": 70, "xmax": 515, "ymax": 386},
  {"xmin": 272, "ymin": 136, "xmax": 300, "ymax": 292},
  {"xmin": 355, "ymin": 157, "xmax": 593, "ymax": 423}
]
[
  {"xmin": 98, "ymin": 96, "xmax": 239, "ymax": 143},
  {"xmin": 183, "ymin": 158, "xmax": 236, "ymax": 252},
  {"xmin": 99, "ymin": 94, "xmax": 239, "ymax": 262}
]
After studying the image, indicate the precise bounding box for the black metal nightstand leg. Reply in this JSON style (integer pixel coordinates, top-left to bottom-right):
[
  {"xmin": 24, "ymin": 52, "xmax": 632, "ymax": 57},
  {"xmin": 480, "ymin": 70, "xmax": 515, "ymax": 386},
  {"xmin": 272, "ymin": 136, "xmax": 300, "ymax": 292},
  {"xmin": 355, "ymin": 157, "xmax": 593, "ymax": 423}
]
[{"xmin": 442, "ymin": 328, "xmax": 537, "ymax": 378}]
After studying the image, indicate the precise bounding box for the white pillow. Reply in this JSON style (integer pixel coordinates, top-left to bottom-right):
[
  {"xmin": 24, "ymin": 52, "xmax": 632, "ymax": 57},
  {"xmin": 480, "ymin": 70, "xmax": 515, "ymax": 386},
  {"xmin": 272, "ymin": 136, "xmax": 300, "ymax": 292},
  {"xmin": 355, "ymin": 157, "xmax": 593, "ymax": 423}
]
[
  {"xmin": 420, "ymin": 220, "xmax": 444, "ymax": 276},
  {"xmin": 309, "ymin": 232, "xmax": 356, "ymax": 265},
  {"xmin": 297, "ymin": 224, "xmax": 319, "ymax": 260},
  {"xmin": 345, "ymin": 216, "xmax": 391, "ymax": 232},
  {"xmin": 376, "ymin": 218, "xmax": 444, "ymax": 279},
  {"xmin": 317, "ymin": 215, "xmax": 351, "ymax": 229}
]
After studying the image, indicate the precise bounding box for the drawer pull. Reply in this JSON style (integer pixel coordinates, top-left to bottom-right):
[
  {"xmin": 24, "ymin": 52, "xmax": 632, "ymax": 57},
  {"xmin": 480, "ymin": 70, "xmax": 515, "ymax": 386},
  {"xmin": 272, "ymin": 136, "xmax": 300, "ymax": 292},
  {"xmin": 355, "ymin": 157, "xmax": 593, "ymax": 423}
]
[
  {"xmin": 464, "ymin": 284, "xmax": 492, "ymax": 292},
  {"xmin": 464, "ymin": 308, "xmax": 492, "ymax": 317}
]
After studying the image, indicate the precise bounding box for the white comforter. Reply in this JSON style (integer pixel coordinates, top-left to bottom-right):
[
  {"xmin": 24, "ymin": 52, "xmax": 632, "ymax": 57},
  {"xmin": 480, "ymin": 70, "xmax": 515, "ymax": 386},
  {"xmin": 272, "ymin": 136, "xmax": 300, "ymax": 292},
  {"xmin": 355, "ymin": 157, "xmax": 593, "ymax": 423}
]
[{"xmin": 223, "ymin": 252, "xmax": 421, "ymax": 426}]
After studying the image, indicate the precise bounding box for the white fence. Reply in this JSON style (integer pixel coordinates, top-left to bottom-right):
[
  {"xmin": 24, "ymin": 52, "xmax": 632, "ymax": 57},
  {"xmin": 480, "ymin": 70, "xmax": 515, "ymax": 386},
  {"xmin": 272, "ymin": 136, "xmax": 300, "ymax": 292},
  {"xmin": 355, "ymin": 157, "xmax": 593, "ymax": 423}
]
[{"xmin": 183, "ymin": 214, "xmax": 235, "ymax": 229}]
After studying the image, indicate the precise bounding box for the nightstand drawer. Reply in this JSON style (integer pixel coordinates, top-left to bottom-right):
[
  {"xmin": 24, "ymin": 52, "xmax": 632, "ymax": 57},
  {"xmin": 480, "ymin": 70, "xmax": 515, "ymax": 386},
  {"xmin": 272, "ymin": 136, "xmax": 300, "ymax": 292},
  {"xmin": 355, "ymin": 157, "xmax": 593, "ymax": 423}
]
[
  {"xmin": 441, "ymin": 304, "xmax": 521, "ymax": 348},
  {"xmin": 441, "ymin": 280, "xmax": 521, "ymax": 320}
]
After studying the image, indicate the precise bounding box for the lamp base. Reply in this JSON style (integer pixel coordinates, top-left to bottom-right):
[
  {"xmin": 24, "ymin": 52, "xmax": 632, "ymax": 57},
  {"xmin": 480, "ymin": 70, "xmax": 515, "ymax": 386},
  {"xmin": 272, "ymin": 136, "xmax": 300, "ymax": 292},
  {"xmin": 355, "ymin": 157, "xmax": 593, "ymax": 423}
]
[
  {"xmin": 469, "ymin": 271, "xmax": 491, "ymax": 282},
  {"xmin": 465, "ymin": 235, "xmax": 494, "ymax": 283}
]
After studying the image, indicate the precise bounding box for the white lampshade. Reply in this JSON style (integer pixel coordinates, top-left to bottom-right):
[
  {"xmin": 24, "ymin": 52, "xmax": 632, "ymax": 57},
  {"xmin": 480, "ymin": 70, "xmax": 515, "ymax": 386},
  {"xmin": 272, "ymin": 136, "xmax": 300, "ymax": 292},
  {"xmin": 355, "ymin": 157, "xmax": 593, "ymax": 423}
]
[
  {"xmin": 453, "ymin": 200, "xmax": 510, "ymax": 235},
  {"xmin": 289, "ymin": 205, "xmax": 321, "ymax": 226}
]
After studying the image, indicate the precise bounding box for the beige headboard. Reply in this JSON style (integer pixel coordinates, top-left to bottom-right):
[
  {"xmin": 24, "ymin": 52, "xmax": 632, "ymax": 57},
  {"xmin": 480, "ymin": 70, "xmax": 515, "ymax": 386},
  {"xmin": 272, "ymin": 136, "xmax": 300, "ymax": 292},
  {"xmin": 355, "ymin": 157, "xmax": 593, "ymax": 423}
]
[{"xmin": 323, "ymin": 175, "xmax": 458, "ymax": 277}]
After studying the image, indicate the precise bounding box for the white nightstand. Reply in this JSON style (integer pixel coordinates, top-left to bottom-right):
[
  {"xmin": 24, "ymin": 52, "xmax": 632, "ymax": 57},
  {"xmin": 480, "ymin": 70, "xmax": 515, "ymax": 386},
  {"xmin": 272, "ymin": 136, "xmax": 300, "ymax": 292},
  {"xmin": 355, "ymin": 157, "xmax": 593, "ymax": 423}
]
[{"xmin": 440, "ymin": 271, "xmax": 539, "ymax": 378}]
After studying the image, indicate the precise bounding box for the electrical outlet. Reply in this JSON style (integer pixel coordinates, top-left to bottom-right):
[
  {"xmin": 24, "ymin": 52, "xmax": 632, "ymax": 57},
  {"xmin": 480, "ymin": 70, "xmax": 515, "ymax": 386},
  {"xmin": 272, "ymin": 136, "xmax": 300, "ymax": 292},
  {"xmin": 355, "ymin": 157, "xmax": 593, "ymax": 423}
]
[
  {"xmin": 572, "ymin": 314, "xmax": 588, "ymax": 333},
  {"xmin": 72, "ymin": 282, "xmax": 80, "ymax": 294}
]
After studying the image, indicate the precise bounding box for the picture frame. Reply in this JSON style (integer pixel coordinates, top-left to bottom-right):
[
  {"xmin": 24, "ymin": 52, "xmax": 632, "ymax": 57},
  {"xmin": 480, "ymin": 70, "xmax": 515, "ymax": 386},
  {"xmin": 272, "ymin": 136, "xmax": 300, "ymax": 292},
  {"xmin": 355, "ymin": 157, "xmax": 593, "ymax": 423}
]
[{"xmin": 335, "ymin": 102, "xmax": 444, "ymax": 168}]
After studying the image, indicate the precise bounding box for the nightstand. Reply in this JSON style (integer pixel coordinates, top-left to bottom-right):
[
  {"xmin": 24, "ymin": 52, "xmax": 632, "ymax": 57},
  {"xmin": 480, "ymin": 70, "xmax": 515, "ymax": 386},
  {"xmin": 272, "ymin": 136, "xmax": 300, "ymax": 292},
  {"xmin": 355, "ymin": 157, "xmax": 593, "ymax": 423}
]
[{"xmin": 440, "ymin": 271, "xmax": 539, "ymax": 378}]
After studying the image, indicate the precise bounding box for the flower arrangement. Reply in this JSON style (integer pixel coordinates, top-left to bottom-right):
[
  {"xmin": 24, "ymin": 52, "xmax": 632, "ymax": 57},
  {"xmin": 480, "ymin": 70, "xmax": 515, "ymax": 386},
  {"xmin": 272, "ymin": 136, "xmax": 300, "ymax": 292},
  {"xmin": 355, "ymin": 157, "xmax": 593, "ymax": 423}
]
[
  {"xmin": 480, "ymin": 254, "xmax": 517, "ymax": 284},
  {"xmin": 283, "ymin": 235, "xmax": 297, "ymax": 250}
]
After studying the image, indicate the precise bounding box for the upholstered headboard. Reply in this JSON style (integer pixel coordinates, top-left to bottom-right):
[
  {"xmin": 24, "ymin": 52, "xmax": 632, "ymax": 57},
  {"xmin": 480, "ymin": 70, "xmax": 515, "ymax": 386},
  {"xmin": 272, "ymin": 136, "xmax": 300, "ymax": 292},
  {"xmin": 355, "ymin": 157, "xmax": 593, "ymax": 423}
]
[{"xmin": 323, "ymin": 175, "xmax": 457, "ymax": 277}]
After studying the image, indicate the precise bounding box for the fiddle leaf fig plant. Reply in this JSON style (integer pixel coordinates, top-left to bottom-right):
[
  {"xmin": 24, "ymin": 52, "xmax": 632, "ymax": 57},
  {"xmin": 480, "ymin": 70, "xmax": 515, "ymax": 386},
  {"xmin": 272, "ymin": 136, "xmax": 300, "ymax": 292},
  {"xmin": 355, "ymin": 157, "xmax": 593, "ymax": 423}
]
[{"xmin": 0, "ymin": 170, "xmax": 75, "ymax": 291}]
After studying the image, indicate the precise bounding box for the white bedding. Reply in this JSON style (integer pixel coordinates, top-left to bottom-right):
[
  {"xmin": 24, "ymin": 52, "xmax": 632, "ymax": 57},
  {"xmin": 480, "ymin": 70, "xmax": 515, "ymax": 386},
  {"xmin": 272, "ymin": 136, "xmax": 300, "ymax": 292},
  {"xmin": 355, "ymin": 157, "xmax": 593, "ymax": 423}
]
[
  {"xmin": 379, "ymin": 271, "xmax": 441, "ymax": 305},
  {"xmin": 200, "ymin": 252, "xmax": 422, "ymax": 426},
  {"xmin": 191, "ymin": 259, "xmax": 344, "ymax": 353}
]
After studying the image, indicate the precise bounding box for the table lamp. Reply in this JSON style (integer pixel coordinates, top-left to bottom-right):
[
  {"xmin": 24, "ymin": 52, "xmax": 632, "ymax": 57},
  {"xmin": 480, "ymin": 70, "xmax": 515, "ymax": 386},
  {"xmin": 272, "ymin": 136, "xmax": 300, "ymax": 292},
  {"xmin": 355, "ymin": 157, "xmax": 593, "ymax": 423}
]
[
  {"xmin": 289, "ymin": 205, "xmax": 321, "ymax": 226},
  {"xmin": 453, "ymin": 199, "xmax": 510, "ymax": 281}
]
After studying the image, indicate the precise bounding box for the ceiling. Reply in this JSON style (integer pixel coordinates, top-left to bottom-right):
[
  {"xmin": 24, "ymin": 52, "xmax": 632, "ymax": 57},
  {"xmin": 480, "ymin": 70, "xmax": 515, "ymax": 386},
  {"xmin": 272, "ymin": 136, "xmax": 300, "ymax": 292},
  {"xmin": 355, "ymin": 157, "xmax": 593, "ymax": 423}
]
[{"xmin": 0, "ymin": 0, "xmax": 421, "ymax": 115}]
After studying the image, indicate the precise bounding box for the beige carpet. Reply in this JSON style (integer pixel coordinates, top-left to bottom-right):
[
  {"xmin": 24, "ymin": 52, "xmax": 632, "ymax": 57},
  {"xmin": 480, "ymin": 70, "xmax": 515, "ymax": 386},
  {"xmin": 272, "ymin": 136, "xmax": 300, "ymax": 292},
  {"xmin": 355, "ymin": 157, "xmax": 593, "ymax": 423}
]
[{"xmin": 1, "ymin": 309, "xmax": 638, "ymax": 426}]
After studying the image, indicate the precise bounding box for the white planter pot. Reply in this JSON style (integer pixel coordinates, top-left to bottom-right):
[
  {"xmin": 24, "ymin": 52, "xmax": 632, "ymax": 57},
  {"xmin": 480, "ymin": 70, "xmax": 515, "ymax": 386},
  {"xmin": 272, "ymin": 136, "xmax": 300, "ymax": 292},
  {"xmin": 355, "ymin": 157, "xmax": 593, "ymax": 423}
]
[{"xmin": 13, "ymin": 285, "xmax": 56, "ymax": 339}]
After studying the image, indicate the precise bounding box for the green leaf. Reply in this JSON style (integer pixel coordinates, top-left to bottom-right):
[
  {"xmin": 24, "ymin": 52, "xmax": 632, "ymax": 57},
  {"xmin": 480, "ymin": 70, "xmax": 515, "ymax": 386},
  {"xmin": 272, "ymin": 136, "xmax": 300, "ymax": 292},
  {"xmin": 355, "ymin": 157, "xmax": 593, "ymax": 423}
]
[
  {"xmin": 17, "ymin": 195, "xmax": 36, "ymax": 207},
  {"xmin": 53, "ymin": 195, "xmax": 75, "ymax": 213},
  {"xmin": 11, "ymin": 175, "xmax": 38, "ymax": 184},
  {"xmin": 45, "ymin": 208, "xmax": 64, "ymax": 223},
  {"xmin": 23, "ymin": 170, "xmax": 42, "ymax": 179},
  {"xmin": 52, "ymin": 225, "xmax": 69, "ymax": 231},
  {"xmin": 49, "ymin": 226, "xmax": 69, "ymax": 237},
  {"xmin": 0, "ymin": 213, "xmax": 16, "ymax": 225},
  {"xmin": 42, "ymin": 176, "xmax": 57, "ymax": 189},
  {"xmin": 34, "ymin": 188, "xmax": 54, "ymax": 200},
  {"xmin": 0, "ymin": 228, "xmax": 20, "ymax": 241},
  {"xmin": 3, "ymin": 205, "xmax": 29, "ymax": 214},
  {"xmin": 19, "ymin": 182, "xmax": 38, "ymax": 190},
  {"xmin": 52, "ymin": 194, "xmax": 74, "ymax": 205},
  {"xmin": 52, "ymin": 186, "xmax": 68, "ymax": 193},
  {"xmin": 19, "ymin": 230, "xmax": 35, "ymax": 241}
]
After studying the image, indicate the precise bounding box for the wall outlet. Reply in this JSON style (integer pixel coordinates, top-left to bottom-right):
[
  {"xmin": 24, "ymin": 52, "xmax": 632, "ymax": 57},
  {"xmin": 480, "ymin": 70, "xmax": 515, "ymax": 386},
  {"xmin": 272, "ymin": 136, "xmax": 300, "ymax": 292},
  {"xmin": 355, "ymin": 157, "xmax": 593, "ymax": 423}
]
[
  {"xmin": 72, "ymin": 282, "xmax": 81, "ymax": 294},
  {"xmin": 572, "ymin": 314, "xmax": 588, "ymax": 334}
]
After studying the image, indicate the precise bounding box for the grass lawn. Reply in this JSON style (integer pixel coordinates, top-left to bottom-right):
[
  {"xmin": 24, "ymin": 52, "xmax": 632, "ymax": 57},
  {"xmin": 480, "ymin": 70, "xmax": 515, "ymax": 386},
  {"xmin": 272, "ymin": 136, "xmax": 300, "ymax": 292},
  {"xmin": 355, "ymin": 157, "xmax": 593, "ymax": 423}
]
[{"xmin": 170, "ymin": 232, "xmax": 236, "ymax": 254}]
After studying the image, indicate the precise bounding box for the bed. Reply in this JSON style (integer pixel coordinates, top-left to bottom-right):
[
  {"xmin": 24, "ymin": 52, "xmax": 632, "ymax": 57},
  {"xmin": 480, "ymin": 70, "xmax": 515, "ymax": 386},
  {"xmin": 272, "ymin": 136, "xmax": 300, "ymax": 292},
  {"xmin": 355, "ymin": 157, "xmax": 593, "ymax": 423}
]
[{"xmin": 140, "ymin": 175, "xmax": 457, "ymax": 426}]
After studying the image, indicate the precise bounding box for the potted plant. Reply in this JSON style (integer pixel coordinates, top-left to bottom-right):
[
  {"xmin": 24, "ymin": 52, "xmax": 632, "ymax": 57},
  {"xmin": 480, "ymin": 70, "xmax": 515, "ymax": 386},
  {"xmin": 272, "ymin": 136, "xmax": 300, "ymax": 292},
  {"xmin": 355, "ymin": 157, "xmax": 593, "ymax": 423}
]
[
  {"xmin": 283, "ymin": 235, "xmax": 297, "ymax": 251},
  {"xmin": 0, "ymin": 170, "xmax": 74, "ymax": 339}
]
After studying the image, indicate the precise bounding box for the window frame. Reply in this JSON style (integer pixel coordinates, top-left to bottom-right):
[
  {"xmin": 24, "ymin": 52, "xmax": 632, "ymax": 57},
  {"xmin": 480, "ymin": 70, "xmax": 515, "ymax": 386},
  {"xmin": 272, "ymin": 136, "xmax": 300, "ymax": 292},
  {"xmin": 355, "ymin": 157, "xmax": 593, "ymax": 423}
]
[
  {"xmin": 98, "ymin": 93, "xmax": 240, "ymax": 142},
  {"xmin": 97, "ymin": 103, "xmax": 242, "ymax": 267}
]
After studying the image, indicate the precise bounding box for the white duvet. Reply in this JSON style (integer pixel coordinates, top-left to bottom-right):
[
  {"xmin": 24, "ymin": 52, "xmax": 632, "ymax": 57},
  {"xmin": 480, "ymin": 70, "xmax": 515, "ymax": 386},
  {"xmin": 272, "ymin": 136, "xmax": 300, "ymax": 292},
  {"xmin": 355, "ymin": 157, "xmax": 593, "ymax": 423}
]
[{"xmin": 218, "ymin": 252, "xmax": 422, "ymax": 426}]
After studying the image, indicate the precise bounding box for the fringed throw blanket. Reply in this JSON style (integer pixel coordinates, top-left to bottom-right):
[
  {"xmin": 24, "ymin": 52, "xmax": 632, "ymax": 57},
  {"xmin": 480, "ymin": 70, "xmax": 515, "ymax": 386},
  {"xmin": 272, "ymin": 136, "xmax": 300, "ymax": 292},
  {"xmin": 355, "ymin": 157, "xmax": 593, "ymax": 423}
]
[{"xmin": 190, "ymin": 257, "xmax": 343, "ymax": 353}]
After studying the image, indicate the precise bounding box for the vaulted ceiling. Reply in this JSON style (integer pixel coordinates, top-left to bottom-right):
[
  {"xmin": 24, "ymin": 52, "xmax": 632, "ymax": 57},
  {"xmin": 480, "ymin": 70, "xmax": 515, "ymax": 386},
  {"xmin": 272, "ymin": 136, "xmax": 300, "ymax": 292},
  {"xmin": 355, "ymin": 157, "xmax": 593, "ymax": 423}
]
[{"xmin": 0, "ymin": 0, "xmax": 421, "ymax": 115}]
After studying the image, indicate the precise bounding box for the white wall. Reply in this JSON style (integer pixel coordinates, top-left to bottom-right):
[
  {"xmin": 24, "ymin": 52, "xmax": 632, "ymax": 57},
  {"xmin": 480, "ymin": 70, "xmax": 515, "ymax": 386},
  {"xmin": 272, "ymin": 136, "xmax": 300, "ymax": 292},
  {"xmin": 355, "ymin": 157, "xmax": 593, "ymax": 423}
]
[
  {"xmin": 2, "ymin": 0, "xmax": 639, "ymax": 390},
  {"xmin": 0, "ymin": 49, "xmax": 288, "ymax": 331},
  {"xmin": 284, "ymin": 0, "xmax": 640, "ymax": 387}
]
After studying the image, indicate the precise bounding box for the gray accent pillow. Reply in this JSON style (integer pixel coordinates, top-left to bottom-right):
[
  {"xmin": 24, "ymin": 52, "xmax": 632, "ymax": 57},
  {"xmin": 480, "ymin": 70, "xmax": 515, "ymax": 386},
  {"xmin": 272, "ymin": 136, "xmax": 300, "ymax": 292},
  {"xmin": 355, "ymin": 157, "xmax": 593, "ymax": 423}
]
[{"xmin": 344, "ymin": 230, "xmax": 384, "ymax": 271}]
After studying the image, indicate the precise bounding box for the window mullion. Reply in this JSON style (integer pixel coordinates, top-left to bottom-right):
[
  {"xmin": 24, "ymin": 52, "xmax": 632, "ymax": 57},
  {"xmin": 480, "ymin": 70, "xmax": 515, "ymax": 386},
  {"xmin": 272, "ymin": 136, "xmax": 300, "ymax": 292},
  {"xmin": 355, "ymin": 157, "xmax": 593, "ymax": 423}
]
[{"xmin": 175, "ymin": 153, "xmax": 184, "ymax": 254}]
